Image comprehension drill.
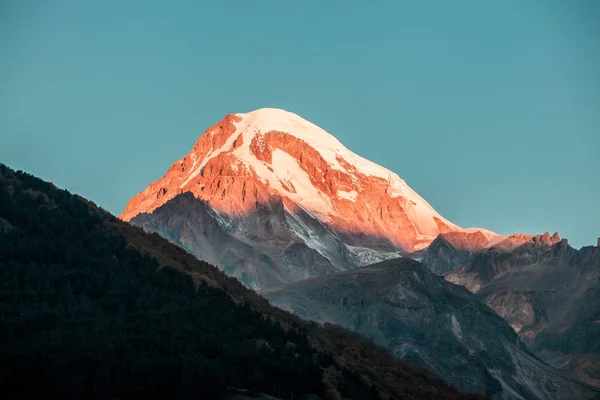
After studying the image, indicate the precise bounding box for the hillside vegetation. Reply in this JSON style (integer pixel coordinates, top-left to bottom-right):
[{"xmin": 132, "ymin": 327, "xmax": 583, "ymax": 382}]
[{"xmin": 0, "ymin": 164, "xmax": 484, "ymax": 400}]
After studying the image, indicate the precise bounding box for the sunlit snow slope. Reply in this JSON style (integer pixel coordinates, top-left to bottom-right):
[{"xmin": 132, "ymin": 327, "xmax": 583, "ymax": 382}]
[{"xmin": 121, "ymin": 108, "xmax": 501, "ymax": 288}]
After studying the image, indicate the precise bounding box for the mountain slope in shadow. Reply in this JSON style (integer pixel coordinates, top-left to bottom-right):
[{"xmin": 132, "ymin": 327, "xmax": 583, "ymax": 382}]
[
  {"xmin": 0, "ymin": 163, "xmax": 486, "ymax": 400},
  {"xmin": 262, "ymin": 258, "xmax": 599, "ymax": 400},
  {"xmin": 442, "ymin": 236, "xmax": 600, "ymax": 388}
]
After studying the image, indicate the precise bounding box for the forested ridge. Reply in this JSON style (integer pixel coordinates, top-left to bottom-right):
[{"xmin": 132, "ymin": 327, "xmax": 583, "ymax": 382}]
[{"xmin": 0, "ymin": 163, "xmax": 485, "ymax": 400}]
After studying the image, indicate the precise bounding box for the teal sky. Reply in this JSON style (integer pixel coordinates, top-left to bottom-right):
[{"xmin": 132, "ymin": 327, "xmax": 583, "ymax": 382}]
[{"xmin": 1, "ymin": 1, "xmax": 599, "ymax": 247}]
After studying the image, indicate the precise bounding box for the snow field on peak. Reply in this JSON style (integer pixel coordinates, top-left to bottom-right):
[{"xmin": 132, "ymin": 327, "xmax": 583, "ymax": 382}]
[
  {"xmin": 337, "ymin": 190, "xmax": 358, "ymax": 202},
  {"xmin": 240, "ymin": 109, "xmax": 462, "ymax": 230},
  {"xmin": 270, "ymin": 149, "xmax": 335, "ymax": 217},
  {"xmin": 175, "ymin": 108, "xmax": 481, "ymax": 239}
]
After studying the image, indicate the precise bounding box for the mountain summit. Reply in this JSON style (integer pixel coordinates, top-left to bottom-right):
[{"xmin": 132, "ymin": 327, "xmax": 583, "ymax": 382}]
[{"xmin": 121, "ymin": 108, "xmax": 501, "ymax": 288}]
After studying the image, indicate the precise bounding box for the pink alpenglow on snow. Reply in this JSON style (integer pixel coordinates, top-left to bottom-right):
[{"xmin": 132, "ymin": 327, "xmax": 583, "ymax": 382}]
[{"xmin": 121, "ymin": 108, "xmax": 501, "ymax": 252}]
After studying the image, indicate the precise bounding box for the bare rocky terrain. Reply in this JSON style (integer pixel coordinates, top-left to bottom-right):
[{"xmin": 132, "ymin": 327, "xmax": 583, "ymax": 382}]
[
  {"xmin": 424, "ymin": 234, "xmax": 600, "ymax": 388},
  {"xmin": 262, "ymin": 258, "xmax": 599, "ymax": 399}
]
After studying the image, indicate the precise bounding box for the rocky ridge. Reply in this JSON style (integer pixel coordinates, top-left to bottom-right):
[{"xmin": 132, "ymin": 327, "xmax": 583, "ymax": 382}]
[
  {"xmin": 262, "ymin": 258, "xmax": 599, "ymax": 400},
  {"xmin": 423, "ymin": 232, "xmax": 600, "ymax": 387}
]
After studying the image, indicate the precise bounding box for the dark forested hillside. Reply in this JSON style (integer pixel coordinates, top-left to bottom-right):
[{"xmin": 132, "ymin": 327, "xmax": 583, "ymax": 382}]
[{"xmin": 0, "ymin": 164, "xmax": 484, "ymax": 400}]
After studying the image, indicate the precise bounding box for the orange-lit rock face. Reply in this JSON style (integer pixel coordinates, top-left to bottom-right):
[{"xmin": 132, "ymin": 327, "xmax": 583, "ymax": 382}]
[
  {"xmin": 438, "ymin": 231, "xmax": 491, "ymax": 253},
  {"xmin": 491, "ymin": 232, "xmax": 562, "ymax": 252},
  {"xmin": 121, "ymin": 108, "xmax": 497, "ymax": 252}
]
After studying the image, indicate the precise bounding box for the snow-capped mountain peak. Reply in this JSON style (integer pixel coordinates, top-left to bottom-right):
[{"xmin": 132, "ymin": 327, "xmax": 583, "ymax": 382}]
[{"xmin": 121, "ymin": 108, "xmax": 500, "ymax": 255}]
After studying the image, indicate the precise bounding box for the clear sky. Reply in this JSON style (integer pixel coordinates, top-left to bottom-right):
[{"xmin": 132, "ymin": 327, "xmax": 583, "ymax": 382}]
[{"xmin": 1, "ymin": 1, "xmax": 599, "ymax": 247}]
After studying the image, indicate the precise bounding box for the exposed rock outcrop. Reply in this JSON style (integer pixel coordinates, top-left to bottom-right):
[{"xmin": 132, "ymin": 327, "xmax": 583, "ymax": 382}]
[
  {"xmin": 121, "ymin": 108, "xmax": 499, "ymax": 250},
  {"xmin": 437, "ymin": 238, "xmax": 600, "ymax": 388},
  {"xmin": 121, "ymin": 108, "xmax": 501, "ymax": 289},
  {"xmin": 262, "ymin": 258, "xmax": 599, "ymax": 400}
]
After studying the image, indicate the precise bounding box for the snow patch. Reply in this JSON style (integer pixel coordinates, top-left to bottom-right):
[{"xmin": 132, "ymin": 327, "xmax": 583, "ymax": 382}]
[
  {"xmin": 176, "ymin": 108, "xmax": 496, "ymax": 240},
  {"xmin": 270, "ymin": 150, "xmax": 334, "ymax": 216},
  {"xmin": 285, "ymin": 209, "xmax": 338, "ymax": 265},
  {"xmin": 450, "ymin": 315, "xmax": 463, "ymax": 341},
  {"xmin": 231, "ymin": 109, "xmax": 461, "ymax": 228},
  {"xmin": 344, "ymin": 245, "xmax": 404, "ymax": 266},
  {"xmin": 337, "ymin": 190, "xmax": 358, "ymax": 202}
]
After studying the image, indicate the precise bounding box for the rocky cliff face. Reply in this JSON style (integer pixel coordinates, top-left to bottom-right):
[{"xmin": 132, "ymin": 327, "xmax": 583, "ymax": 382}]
[
  {"xmin": 262, "ymin": 258, "xmax": 599, "ymax": 400},
  {"xmin": 423, "ymin": 230, "xmax": 498, "ymax": 275},
  {"xmin": 131, "ymin": 192, "xmax": 406, "ymax": 290},
  {"xmin": 122, "ymin": 108, "xmax": 501, "ymax": 289},
  {"xmin": 426, "ymin": 234, "xmax": 600, "ymax": 388}
]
